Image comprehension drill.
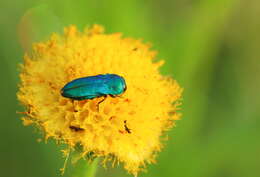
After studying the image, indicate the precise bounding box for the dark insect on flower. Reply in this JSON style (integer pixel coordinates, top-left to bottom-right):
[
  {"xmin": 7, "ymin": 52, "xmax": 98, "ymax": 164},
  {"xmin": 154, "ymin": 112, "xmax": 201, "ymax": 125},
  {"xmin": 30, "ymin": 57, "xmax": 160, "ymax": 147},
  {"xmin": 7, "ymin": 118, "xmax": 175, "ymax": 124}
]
[
  {"xmin": 124, "ymin": 120, "xmax": 131, "ymax": 133},
  {"xmin": 69, "ymin": 126, "xmax": 84, "ymax": 132}
]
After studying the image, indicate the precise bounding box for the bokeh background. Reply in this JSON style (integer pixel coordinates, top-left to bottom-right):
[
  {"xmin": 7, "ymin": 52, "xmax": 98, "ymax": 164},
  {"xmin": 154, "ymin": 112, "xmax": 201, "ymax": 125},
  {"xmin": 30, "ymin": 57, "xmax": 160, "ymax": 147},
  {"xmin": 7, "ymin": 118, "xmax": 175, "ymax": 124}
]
[{"xmin": 1, "ymin": 0, "xmax": 259, "ymax": 177}]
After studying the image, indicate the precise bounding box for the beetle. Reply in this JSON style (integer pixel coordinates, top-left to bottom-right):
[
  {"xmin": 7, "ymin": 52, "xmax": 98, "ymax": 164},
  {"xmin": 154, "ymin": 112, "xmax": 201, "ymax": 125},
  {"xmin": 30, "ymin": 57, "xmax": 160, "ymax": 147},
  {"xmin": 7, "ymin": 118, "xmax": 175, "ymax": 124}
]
[{"xmin": 61, "ymin": 74, "xmax": 127, "ymax": 105}]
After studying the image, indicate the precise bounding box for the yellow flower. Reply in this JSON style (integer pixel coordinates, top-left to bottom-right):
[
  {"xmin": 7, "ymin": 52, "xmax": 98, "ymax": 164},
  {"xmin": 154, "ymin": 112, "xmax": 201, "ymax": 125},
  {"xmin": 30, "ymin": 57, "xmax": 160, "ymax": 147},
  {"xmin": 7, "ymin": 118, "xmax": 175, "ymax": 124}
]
[{"xmin": 17, "ymin": 25, "xmax": 182, "ymax": 176}]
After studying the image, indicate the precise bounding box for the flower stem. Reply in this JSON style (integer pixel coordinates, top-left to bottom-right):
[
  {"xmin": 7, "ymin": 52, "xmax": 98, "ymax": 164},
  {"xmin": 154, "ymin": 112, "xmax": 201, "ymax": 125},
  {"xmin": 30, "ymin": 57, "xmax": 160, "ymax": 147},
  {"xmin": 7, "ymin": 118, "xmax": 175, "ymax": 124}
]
[
  {"xmin": 73, "ymin": 158, "xmax": 99, "ymax": 177},
  {"xmin": 85, "ymin": 158, "xmax": 99, "ymax": 177}
]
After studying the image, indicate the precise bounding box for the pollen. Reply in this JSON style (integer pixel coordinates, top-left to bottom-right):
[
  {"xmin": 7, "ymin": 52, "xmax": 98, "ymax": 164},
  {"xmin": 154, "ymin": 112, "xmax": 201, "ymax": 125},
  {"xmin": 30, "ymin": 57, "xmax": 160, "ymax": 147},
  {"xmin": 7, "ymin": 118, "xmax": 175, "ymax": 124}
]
[{"xmin": 17, "ymin": 25, "xmax": 182, "ymax": 175}]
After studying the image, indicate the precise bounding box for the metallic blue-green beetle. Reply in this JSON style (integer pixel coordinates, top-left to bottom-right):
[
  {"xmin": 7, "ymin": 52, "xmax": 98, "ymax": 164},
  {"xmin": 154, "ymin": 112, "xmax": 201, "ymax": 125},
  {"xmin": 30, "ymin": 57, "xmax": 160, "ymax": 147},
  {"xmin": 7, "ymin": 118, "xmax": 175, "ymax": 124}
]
[{"xmin": 61, "ymin": 74, "xmax": 127, "ymax": 100}]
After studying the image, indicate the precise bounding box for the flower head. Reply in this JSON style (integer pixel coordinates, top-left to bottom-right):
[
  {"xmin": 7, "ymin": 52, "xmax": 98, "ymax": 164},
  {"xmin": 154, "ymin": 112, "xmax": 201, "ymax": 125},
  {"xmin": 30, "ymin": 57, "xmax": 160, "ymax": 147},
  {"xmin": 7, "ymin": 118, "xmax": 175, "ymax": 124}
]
[{"xmin": 17, "ymin": 25, "xmax": 182, "ymax": 175}]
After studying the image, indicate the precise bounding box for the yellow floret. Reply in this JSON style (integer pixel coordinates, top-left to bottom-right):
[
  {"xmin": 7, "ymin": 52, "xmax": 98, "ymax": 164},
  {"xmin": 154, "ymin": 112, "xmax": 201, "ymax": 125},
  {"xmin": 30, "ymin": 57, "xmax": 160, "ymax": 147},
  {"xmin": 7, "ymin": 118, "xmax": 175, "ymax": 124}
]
[{"xmin": 17, "ymin": 25, "xmax": 182, "ymax": 175}]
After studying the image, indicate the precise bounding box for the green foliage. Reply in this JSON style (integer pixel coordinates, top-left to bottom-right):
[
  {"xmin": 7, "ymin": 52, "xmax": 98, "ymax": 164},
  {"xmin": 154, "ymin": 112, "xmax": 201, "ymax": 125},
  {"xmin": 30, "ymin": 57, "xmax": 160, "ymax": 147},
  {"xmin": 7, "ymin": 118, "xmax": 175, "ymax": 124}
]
[{"xmin": 1, "ymin": 0, "xmax": 259, "ymax": 177}]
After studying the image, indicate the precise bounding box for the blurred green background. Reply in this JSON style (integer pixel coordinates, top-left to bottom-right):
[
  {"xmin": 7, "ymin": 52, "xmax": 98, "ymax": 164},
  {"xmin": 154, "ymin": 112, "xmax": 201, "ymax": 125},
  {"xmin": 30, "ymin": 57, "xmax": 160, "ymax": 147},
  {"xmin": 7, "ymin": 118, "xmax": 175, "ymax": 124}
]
[{"xmin": 1, "ymin": 0, "xmax": 259, "ymax": 177}]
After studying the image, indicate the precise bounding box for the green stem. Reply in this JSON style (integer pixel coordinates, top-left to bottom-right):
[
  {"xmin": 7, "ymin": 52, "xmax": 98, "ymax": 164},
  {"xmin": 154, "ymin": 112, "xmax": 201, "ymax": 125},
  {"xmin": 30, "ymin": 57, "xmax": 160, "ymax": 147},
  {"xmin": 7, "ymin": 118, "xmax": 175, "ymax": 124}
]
[
  {"xmin": 73, "ymin": 158, "xmax": 100, "ymax": 177},
  {"xmin": 85, "ymin": 158, "xmax": 99, "ymax": 177}
]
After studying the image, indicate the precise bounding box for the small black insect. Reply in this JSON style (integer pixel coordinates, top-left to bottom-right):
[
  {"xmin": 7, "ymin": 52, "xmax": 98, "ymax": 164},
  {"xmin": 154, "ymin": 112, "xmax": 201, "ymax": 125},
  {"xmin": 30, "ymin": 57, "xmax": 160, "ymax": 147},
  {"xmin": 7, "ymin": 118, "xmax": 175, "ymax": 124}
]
[
  {"xmin": 124, "ymin": 120, "xmax": 131, "ymax": 134},
  {"xmin": 69, "ymin": 126, "xmax": 84, "ymax": 132}
]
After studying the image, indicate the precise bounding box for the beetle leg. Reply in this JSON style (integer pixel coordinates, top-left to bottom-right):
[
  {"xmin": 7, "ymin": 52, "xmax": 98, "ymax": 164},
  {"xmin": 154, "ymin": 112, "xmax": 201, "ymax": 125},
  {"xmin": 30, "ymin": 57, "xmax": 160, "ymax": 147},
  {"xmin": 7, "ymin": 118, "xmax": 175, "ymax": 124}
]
[
  {"xmin": 110, "ymin": 94, "xmax": 124, "ymax": 98},
  {"xmin": 109, "ymin": 94, "xmax": 117, "ymax": 98},
  {"xmin": 97, "ymin": 95, "xmax": 107, "ymax": 111},
  {"xmin": 70, "ymin": 99, "xmax": 78, "ymax": 112}
]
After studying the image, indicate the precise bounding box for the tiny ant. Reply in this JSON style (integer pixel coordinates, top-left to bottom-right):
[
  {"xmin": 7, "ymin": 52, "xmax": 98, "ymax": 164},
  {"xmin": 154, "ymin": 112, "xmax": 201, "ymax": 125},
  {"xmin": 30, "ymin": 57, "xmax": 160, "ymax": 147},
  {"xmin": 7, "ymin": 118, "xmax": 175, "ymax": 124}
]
[
  {"xmin": 69, "ymin": 126, "xmax": 84, "ymax": 132},
  {"xmin": 124, "ymin": 120, "xmax": 131, "ymax": 134}
]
